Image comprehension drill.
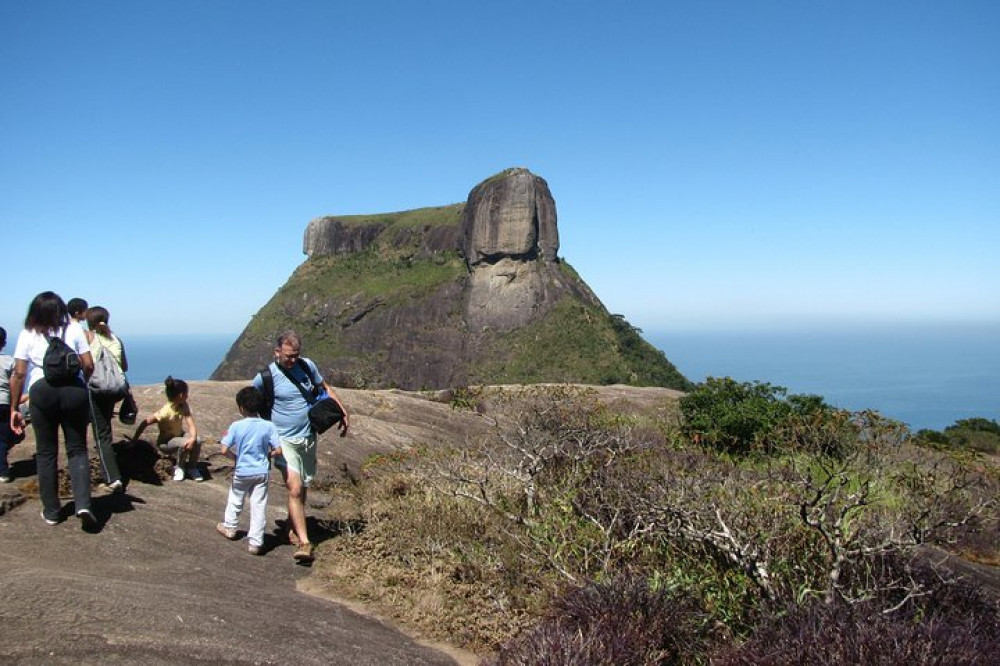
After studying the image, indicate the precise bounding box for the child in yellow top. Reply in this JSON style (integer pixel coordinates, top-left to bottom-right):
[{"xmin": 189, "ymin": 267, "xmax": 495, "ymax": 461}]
[{"xmin": 132, "ymin": 376, "xmax": 202, "ymax": 482}]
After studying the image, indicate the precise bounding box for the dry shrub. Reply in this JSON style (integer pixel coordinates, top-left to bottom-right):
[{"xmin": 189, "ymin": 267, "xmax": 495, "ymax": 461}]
[
  {"xmin": 484, "ymin": 575, "xmax": 709, "ymax": 666},
  {"xmin": 715, "ymin": 559, "xmax": 1000, "ymax": 666},
  {"xmin": 314, "ymin": 449, "xmax": 539, "ymax": 652}
]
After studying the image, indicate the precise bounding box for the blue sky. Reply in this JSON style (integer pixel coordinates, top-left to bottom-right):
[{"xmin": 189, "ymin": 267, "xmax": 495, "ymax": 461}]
[{"xmin": 2, "ymin": 1, "xmax": 997, "ymax": 337}]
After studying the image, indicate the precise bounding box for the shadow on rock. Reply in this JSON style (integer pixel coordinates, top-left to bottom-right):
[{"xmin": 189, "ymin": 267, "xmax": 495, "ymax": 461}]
[
  {"xmin": 10, "ymin": 456, "xmax": 36, "ymax": 479},
  {"xmin": 67, "ymin": 491, "xmax": 147, "ymax": 534},
  {"xmin": 115, "ymin": 439, "xmax": 170, "ymax": 485}
]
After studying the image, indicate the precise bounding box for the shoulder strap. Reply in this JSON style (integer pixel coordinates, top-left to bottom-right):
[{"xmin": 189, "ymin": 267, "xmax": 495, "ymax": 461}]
[
  {"xmin": 296, "ymin": 358, "xmax": 323, "ymax": 386},
  {"xmin": 275, "ymin": 360, "xmax": 320, "ymax": 404},
  {"xmin": 259, "ymin": 365, "xmax": 275, "ymax": 407},
  {"xmin": 92, "ymin": 333, "xmax": 106, "ymax": 360}
]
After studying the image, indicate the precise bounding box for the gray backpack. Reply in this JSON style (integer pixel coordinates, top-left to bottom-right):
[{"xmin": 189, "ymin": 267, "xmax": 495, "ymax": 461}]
[{"xmin": 89, "ymin": 337, "xmax": 128, "ymax": 399}]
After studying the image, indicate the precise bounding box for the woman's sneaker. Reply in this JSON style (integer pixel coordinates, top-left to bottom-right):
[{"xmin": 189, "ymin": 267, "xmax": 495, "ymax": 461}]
[
  {"xmin": 173, "ymin": 466, "xmax": 185, "ymax": 482},
  {"xmin": 76, "ymin": 509, "xmax": 97, "ymax": 531},
  {"xmin": 248, "ymin": 544, "xmax": 262, "ymax": 556},
  {"xmin": 0, "ymin": 473, "xmax": 12, "ymax": 483},
  {"xmin": 188, "ymin": 467, "xmax": 203, "ymax": 482}
]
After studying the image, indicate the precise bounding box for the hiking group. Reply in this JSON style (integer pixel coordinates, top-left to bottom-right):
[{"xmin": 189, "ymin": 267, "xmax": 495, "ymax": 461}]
[{"xmin": 2, "ymin": 291, "xmax": 349, "ymax": 563}]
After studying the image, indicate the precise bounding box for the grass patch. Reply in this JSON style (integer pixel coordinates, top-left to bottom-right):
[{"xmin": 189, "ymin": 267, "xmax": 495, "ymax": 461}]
[{"xmin": 315, "ymin": 203, "xmax": 464, "ymax": 230}]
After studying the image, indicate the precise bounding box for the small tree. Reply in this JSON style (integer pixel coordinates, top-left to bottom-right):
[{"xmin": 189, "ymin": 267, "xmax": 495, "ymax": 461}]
[{"xmin": 679, "ymin": 377, "xmax": 829, "ymax": 455}]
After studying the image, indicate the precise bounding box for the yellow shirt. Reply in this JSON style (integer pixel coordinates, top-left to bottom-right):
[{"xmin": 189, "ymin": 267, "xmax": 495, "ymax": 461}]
[
  {"xmin": 89, "ymin": 333, "xmax": 124, "ymax": 367},
  {"xmin": 153, "ymin": 401, "xmax": 190, "ymax": 444}
]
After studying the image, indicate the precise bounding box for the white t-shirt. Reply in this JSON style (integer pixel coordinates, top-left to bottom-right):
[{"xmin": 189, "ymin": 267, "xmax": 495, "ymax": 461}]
[{"xmin": 13, "ymin": 323, "xmax": 91, "ymax": 389}]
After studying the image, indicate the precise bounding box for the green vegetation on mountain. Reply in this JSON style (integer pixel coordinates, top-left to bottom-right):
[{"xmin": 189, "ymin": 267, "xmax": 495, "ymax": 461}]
[
  {"xmin": 473, "ymin": 299, "xmax": 690, "ymax": 388},
  {"xmin": 325, "ymin": 202, "xmax": 465, "ymax": 230}
]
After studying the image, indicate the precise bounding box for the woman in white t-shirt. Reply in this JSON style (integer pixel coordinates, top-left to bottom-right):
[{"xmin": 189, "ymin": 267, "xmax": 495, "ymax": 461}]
[{"xmin": 9, "ymin": 291, "xmax": 96, "ymax": 528}]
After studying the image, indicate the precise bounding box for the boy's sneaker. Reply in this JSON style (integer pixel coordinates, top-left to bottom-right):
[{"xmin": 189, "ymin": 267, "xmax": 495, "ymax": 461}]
[
  {"xmin": 105, "ymin": 479, "xmax": 124, "ymax": 494},
  {"xmin": 76, "ymin": 509, "xmax": 97, "ymax": 530},
  {"xmin": 0, "ymin": 473, "xmax": 12, "ymax": 483},
  {"xmin": 216, "ymin": 522, "xmax": 238, "ymax": 540},
  {"xmin": 173, "ymin": 466, "xmax": 185, "ymax": 482},
  {"xmin": 248, "ymin": 544, "xmax": 262, "ymax": 556},
  {"xmin": 40, "ymin": 511, "xmax": 60, "ymax": 526},
  {"xmin": 293, "ymin": 541, "xmax": 314, "ymax": 563},
  {"xmin": 188, "ymin": 467, "xmax": 203, "ymax": 482}
]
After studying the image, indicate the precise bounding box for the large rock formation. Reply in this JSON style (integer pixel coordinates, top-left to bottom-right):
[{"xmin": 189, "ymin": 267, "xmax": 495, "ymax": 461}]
[
  {"xmin": 212, "ymin": 168, "xmax": 690, "ymax": 392},
  {"xmin": 462, "ymin": 168, "xmax": 559, "ymax": 265}
]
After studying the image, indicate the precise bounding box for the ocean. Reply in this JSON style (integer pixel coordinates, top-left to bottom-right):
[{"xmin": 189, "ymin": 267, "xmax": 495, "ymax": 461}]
[
  {"xmin": 648, "ymin": 323, "xmax": 1000, "ymax": 432},
  {"xmin": 124, "ymin": 335, "xmax": 234, "ymax": 387},
  {"xmin": 124, "ymin": 325, "xmax": 1000, "ymax": 433}
]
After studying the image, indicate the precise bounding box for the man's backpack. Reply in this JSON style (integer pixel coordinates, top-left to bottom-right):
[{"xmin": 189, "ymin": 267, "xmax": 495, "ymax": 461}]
[
  {"xmin": 43, "ymin": 330, "xmax": 81, "ymax": 385},
  {"xmin": 88, "ymin": 339, "xmax": 128, "ymax": 399}
]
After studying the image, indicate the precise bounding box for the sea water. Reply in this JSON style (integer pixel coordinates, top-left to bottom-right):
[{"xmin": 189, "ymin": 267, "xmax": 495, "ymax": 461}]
[
  {"xmin": 648, "ymin": 323, "xmax": 1000, "ymax": 432},
  {"xmin": 123, "ymin": 325, "xmax": 1000, "ymax": 433},
  {"xmin": 124, "ymin": 334, "xmax": 234, "ymax": 387}
]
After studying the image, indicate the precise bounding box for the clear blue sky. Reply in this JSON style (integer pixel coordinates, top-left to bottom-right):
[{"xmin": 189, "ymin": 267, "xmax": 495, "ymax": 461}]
[{"xmin": 3, "ymin": 1, "xmax": 997, "ymax": 337}]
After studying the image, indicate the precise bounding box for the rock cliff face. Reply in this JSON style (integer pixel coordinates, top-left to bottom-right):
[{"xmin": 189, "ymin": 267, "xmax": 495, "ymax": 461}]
[
  {"xmin": 463, "ymin": 168, "xmax": 559, "ymax": 266},
  {"xmin": 212, "ymin": 168, "xmax": 690, "ymax": 392}
]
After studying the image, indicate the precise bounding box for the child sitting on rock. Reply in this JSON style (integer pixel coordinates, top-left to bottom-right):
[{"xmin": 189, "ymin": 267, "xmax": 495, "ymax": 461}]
[
  {"xmin": 131, "ymin": 376, "xmax": 202, "ymax": 482},
  {"xmin": 216, "ymin": 386, "xmax": 281, "ymax": 555}
]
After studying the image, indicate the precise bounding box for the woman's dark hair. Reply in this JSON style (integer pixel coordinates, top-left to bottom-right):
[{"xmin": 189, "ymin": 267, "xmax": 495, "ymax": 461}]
[
  {"xmin": 86, "ymin": 306, "xmax": 112, "ymax": 337},
  {"xmin": 235, "ymin": 386, "xmax": 266, "ymax": 417},
  {"xmin": 24, "ymin": 291, "xmax": 69, "ymax": 333},
  {"xmin": 164, "ymin": 376, "xmax": 189, "ymax": 401}
]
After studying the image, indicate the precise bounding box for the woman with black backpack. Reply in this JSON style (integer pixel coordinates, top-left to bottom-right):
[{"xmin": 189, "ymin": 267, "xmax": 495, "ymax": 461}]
[{"xmin": 9, "ymin": 291, "xmax": 97, "ymax": 529}]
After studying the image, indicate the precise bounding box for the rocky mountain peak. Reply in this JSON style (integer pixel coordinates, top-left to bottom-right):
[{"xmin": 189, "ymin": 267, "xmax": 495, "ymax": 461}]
[
  {"xmin": 212, "ymin": 168, "xmax": 690, "ymax": 393},
  {"xmin": 462, "ymin": 167, "xmax": 559, "ymax": 267}
]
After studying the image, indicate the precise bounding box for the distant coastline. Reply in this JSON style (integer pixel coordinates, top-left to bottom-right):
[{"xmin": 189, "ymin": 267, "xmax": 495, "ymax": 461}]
[{"xmin": 123, "ymin": 324, "xmax": 999, "ymax": 432}]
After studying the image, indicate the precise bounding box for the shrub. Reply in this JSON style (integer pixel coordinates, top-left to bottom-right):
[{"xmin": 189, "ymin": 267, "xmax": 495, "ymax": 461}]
[
  {"xmin": 484, "ymin": 575, "xmax": 710, "ymax": 666},
  {"xmin": 679, "ymin": 377, "xmax": 831, "ymax": 455},
  {"xmin": 316, "ymin": 384, "xmax": 998, "ymax": 660},
  {"xmin": 916, "ymin": 418, "xmax": 1000, "ymax": 454},
  {"xmin": 714, "ymin": 559, "xmax": 1000, "ymax": 665}
]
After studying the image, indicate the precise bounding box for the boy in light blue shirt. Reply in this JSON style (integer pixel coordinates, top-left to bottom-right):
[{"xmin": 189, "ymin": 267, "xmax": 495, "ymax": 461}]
[{"xmin": 216, "ymin": 386, "xmax": 281, "ymax": 555}]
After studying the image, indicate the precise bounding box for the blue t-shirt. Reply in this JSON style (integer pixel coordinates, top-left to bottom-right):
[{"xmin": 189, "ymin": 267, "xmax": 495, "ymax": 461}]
[
  {"xmin": 252, "ymin": 359, "xmax": 325, "ymax": 439},
  {"xmin": 221, "ymin": 416, "xmax": 280, "ymax": 477}
]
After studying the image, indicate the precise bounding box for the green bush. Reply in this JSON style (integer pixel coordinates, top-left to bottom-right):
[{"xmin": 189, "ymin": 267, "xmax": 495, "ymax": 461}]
[
  {"xmin": 915, "ymin": 417, "xmax": 1000, "ymax": 454},
  {"xmin": 679, "ymin": 377, "xmax": 831, "ymax": 455}
]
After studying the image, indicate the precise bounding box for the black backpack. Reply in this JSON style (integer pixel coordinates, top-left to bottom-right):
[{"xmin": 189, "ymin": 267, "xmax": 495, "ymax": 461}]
[{"xmin": 43, "ymin": 330, "xmax": 81, "ymax": 385}]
